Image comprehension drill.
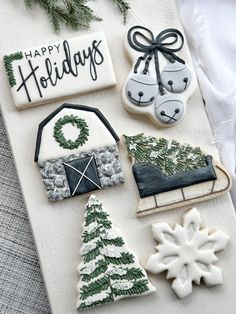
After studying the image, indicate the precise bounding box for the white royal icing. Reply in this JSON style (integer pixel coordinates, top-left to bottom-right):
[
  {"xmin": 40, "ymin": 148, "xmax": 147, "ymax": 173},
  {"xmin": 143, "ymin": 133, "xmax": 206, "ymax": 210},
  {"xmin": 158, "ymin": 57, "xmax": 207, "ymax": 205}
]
[
  {"xmin": 145, "ymin": 207, "xmax": 229, "ymax": 298},
  {"xmin": 76, "ymin": 195, "xmax": 156, "ymax": 310},
  {"xmin": 111, "ymin": 280, "xmax": 134, "ymax": 290},
  {"xmin": 38, "ymin": 108, "xmax": 117, "ymax": 162},
  {"xmin": 99, "ymin": 245, "xmax": 122, "ymax": 258},
  {"xmin": 5, "ymin": 32, "xmax": 116, "ymax": 109},
  {"xmin": 84, "ymin": 291, "xmax": 109, "ymax": 306}
]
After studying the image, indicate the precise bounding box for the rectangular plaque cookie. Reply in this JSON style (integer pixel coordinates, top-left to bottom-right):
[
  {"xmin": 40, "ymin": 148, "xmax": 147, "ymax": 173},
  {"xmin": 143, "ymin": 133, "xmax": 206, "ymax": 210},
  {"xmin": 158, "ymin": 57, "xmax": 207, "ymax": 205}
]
[{"xmin": 4, "ymin": 32, "xmax": 116, "ymax": 109}]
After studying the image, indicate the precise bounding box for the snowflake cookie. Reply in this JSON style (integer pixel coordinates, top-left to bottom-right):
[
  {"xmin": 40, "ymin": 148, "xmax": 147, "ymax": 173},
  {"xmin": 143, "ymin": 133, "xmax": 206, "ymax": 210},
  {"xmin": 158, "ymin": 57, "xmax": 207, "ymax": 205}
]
[
  {"xmin": 145, "ymin": 208, "xmax": 229, "ymax": 298},
  {"xmin": 77, "ymin": 195, "xmax": 155, "ymax": 310}
]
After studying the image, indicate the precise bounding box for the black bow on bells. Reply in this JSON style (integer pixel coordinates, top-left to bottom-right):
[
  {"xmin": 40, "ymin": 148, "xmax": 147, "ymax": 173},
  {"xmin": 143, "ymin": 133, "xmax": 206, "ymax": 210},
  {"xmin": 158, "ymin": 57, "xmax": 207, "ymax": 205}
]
[{"xmin": 127, "ymin": 25, "xmax": 185, "ymax": 95}]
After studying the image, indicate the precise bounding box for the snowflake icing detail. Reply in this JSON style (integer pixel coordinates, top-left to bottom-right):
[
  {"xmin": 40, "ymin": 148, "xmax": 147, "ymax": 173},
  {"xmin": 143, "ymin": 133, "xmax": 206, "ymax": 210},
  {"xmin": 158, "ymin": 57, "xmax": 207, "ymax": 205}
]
[{"xmin": 145, "ymin": 208, "xmax": 229, "ymax": 298}]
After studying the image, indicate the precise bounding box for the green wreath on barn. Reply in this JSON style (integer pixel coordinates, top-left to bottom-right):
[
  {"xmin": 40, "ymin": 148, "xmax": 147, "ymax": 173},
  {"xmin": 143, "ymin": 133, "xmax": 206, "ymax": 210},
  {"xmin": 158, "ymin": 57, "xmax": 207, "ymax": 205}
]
[{"xmin": 53, "ymin": 115, "xmax": 89, "ymax": 150}]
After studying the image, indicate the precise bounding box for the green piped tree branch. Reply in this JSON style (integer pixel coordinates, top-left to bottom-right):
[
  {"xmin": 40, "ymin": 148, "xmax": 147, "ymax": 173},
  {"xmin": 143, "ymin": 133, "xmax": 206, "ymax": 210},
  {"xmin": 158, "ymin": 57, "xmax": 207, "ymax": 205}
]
[{"xmin": 4, "ymin": 52, "xmax": 23, "ymax": 87}]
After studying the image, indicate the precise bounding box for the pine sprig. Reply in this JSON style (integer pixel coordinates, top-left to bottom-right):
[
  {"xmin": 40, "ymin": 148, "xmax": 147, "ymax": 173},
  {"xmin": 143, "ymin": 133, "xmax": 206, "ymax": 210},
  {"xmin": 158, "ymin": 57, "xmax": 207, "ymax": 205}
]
[
  {"xmin": 113, "ymin": 279, "xmax": 150, "ymax": 297},
  {"xmin": 110, "ymin": 267, "xmax": 144, "ymax": 281},
  {"xmin": 82, "ymin": 228, "xmax": 101, "ymax": 243},
  {"xmin": 80, "ymin": 277, "xmax": 110, "ymax": 300},
  {"xmin": 24, "ymin": 0, "xmax": 130, "ymax": 33},
  {"xmin": 112, "ymin": 0, "xmax": 130, "ymax": 24},
  {"xmin": 102, "ymin": 237, "xmax": 124, "ymax": 247},
  {"xmin": 81, "ymin": 260, "xmax": 108, "ymax": 282},
  {"xmin": 105, "ymin": 252, "xmax": 134, "ymax": 265}
]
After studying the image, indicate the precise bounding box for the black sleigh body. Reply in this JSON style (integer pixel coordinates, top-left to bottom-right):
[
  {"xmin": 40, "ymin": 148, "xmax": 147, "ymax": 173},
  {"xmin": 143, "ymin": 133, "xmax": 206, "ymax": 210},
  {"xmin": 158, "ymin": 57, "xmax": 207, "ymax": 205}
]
[{"xmin": 133, "ymin": 155, "xmax": 217, "ymax": 198}]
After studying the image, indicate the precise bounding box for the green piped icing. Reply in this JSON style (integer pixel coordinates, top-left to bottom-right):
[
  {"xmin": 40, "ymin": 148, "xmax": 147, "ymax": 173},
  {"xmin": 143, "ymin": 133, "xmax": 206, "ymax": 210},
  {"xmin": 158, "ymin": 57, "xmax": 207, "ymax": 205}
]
[
  {"xmin": 77, "ymin": 196, "xmax": 152, "ymax": 310},
  {"xmin": 124, "ymin": 133, "xmax": 207, "ymax": 176},
  {"xmin": 53, "ymin": 115, "xmax": 89, "ymax": 150},
  {"xmin": 4, "ymin": 51, "xmax": 23, "ymax": 87}
]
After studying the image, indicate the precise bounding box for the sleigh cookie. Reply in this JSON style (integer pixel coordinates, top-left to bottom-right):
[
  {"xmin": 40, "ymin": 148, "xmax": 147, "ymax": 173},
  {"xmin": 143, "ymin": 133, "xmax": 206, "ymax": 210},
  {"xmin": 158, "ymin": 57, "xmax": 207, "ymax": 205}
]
[
  {"xmin": 122, "ymin": 26, "xmax": 197, "ymax": 127},
  {"xmin": 34, "ymin": 104, "xmax": 124, "ymax": 201},
  {"xmin": 124, "ymin": 134, "xmax": 231, "ymax": 216}
]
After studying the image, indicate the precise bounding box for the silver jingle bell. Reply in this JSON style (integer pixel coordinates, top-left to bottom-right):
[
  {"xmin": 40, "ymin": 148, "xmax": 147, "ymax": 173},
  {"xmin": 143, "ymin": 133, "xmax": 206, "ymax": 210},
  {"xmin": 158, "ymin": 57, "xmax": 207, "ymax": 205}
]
[
  {"xmin": 125, "ymin": 73, "xmax": 158, "ymax": 107},
  {"xmin": 154, "ymin": 93, "xmax": 185, "ymax": 125},
  {"xmin": 161, "ymin": 61, "xmax": 192, "ymax": 93}
]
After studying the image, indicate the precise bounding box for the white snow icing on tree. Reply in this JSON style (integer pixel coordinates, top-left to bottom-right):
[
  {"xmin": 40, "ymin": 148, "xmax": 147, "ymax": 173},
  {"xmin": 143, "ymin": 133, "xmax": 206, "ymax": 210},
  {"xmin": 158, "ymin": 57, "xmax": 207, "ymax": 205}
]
[
  {"xmin": 145, "ymin": 207, "xmax": 229, "ymax": 298},
  {"xmin": 77, "ymin": 195, "xmax": 155, "ymax": 310}
]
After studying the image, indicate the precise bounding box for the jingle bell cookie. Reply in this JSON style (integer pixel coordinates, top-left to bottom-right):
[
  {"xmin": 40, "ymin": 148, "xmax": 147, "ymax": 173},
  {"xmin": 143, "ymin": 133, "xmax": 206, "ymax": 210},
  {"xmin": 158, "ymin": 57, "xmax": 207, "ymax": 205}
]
[
  {"xmin": 77, "ymin": 195, "xmax": 155, "ymax": 310},
  {"xmin": 124, "ymin": 134, "xmax": 231, "ymax": 216},
  {"xmin": 145, "ymin": 208, "xmax": 229, "ymax": 298},
  {"xmin": 35, "ymin": 104, "xmax": 124, "ymax": 201},
  {"xmin": 4, "ymin": 32, "xmax": 116, "ymax": 109},
  {"xmin": 122, "ymin": 25, "xmax": 197, "ymax": 127}
]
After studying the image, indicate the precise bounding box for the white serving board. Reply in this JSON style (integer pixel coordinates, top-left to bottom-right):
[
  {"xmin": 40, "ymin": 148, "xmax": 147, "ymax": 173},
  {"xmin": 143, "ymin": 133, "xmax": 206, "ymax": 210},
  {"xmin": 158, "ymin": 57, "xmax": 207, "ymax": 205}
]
[{"xmin": 1, "ymin": 1, "xmax": 236, "ymax": 314}]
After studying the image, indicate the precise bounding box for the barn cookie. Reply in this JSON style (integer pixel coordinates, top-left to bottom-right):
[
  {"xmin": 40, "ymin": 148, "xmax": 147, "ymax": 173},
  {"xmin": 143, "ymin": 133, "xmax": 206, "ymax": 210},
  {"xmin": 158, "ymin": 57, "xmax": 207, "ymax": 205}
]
[
  {"xmin": 77, "ymin": 195, "xmax": 155, "ymax": 310},
  {"xmin": 124, "ymin": 134, "xmax": 231, "ymax": 216},
  {"xmin": 122, "ymin": 25, "xmax": 197, "ymax": 127},
  {"xmin": 35, "ymin": 104, "xmax": 124, "ymax": 201},
  {"xmin": 4, "ymin": 32, "xmax": 116, "ymax": 109},
  {"xmin": 145, "ymin": 208, "xmax": 229, "ymax": 298}
]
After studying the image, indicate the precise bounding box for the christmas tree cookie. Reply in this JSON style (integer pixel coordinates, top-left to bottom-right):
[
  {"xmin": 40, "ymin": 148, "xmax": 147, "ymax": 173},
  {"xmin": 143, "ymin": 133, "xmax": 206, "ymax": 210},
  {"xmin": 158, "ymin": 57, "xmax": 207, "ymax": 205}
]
[
  {"xmin": 77, "ymin": 195, "xmax": 155, "ymax": 310},
  {"xmin": 124, "ymin": 134, "xmax": 231, "ymax": 216}
]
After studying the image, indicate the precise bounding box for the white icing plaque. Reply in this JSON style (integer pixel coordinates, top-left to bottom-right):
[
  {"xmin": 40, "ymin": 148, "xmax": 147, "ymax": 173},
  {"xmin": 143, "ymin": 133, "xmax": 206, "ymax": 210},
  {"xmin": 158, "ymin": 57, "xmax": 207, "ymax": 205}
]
[{"xmin": 4, "ymin": 32, "xmax": 116, "ymax": 109}]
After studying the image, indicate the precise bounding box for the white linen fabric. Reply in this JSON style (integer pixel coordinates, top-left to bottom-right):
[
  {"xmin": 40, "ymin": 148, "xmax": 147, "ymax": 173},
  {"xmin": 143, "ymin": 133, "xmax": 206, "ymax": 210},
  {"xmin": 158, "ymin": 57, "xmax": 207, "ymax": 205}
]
[{"xmin": 176, "ymin": 0, "xmax": 236, "ymax": 207}]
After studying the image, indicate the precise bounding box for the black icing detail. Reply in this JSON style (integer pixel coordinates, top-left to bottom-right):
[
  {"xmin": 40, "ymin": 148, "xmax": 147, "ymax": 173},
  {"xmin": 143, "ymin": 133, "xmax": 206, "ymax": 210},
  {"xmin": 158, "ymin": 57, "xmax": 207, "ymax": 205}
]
[
  {"xmin": 127, "ymin": 91, "xmax": 154, "ymax": 106},
  {"xmin": 127, "ymin": 26, "xmax": 185, "ymax": 96},
  {"xmin": 16, "ymin": 40, "xmax": 104, "ymax": 102},
  {"xmin": 34, "ymin": 103, "xmax": 119, "ymax": 162},
  {"xmin": 132, "ymin": 155, "xmax": 217, "ymax": 198},
  {"xmin": 64, "ymin": 156, "xmax": 101, "ymax": 196}
]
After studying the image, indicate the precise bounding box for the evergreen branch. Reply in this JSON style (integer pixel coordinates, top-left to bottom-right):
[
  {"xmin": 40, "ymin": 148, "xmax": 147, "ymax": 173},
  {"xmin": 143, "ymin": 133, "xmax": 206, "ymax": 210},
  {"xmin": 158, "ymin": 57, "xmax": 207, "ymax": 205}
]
[
  {"xmin": 103, "ymin": 237, "xmax": 124, "ymax": 247},
  {"xmin": 99, "ymin": 219, "xmax": 112, "ymax": 229},
  {"xmin": 85, "ymin": 210, "xmax": 109, "ymax": 226},
  {"xmin": 105, "ymin": 252, "xmax": 134, "ymax": 265},
  {"xmin": 24, "ymin": 0, "xmax": 101, "ymax": 33},
  {"xmin": 112, "ymin": 279, "xmax": 150, "ymax": 297},
  {"xmin": 4, "ymin": 52, "xmax": 24, "ymax": 87},
  {"xmin": 82, "ymin": 228, "xmax": 102, "ymax": 243},
  {"xmin": 25, "ymin": 0, "xmax": 33, "ymax": 8},
  {"xmin": 24, "ymin": 0, "xmax": 130, "ymax": 33},
  {"xmin": 82, "ymin": 244, "xmax": 102, "ymax": 263},
  {"xmin": 79, "ymin": 293, "xmax": 113, "ymax": 310},
  {"xmin": 80, "ymin": 276, "xmax": 110, "ymax": 300},
  {"xmin": 110, "ymin": 267, "xmax": 144, "ymax": 281},
  {"xmin": 81, "ymin": 260, "xmax": 108, "ymax": 282},
  {"xmin": 124, "ymin": 134, "xmax": 208, "ymax": 176},
  {"xmin": 112, "ymin": 0, "xmax": 130, "ymax": 24}
]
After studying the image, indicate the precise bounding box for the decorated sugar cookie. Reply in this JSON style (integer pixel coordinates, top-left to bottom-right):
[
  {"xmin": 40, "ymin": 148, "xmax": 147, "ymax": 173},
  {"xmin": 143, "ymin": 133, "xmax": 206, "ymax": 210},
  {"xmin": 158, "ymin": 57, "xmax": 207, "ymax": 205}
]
[
  {"xmin": 145, "ymin": 208, "xmax": 229, "ymax": 298},
  {"xmin": 124, "ymin": 134, "xmax": 231, "ymax": 216},
  {"xmin": 77, "ymin": 195, "xmax": 155, "ymax": 310},
  {"xmin": 35, "ymin": 104, "xmax": 124, "ymax": 201},
  {"xmin": 122, "ymin": 25, "xmax": 197, "ymax": 127},
  {"xmin": 4, "ymin": 32, "xmax": 116, "ymax": 109}
]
